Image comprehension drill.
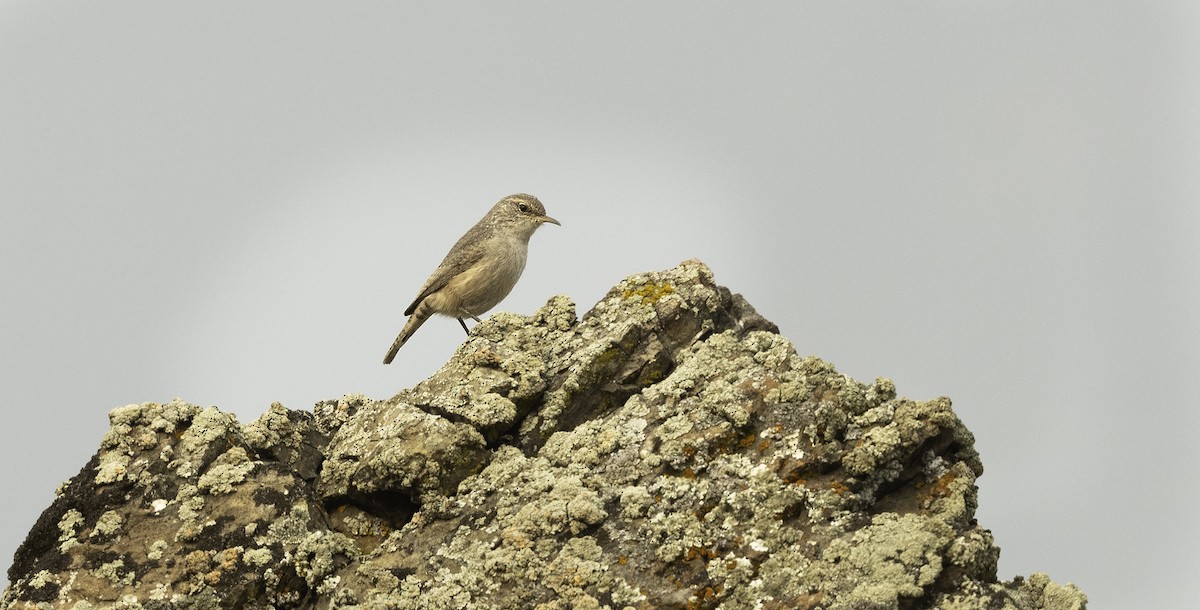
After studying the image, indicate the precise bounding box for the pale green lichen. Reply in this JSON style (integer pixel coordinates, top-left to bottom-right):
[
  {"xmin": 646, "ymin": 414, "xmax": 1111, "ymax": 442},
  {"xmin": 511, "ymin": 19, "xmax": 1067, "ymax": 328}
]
[
  {"xmin": 498, "ymin": 349, "xmax": 549, "ymax": 393},
  {"xmin": 700, "ymin": 377, "xmax": 752, "ymax": 427},
  {"xmin": 57, "ymin": 508, "xmax": 84, "ymax": 553},
  {"xmin": 240, "ymin": 401, "xmax": 293, "ymax": 450},
  {"xmin": 509, "ymin": 474, "xmax": 608, "ymax": 537},
  {"xmin": 318, "ymin": 400, "xmax": 489, "ymax": 501},
  {"xmin": 925, "ymin": 461, "xmax": 982, "ymax": 530},
  {"xmin": 242, "ymin": 547, "xmax": 274, "ymax": 567},
  {"xmin": 148, "ymin": 582, "xmax": 170, "ymax": 601},
  {"xmin": 706, "ymin": 554, "xmax": 757, "ymax": 594},
  {"xmin": 810, "ymin": 513, "xmax": 952, "ymax": 605},
  {"xmin": 3, "ymin": 261, "xmax": 1084, "ymax": 610},
  {"xmin": 618, "ymin": 485, "xmax": 653, "ymax": 519},
  {"xmin": 89, "ymin": 510, "xmax": 124, "ymax": 540},
  {"xmin": 94, "ymin": 450, "xmax": 132, "ymax": 485},
  {"xmin": 96, "ymin": 400, "xmax": 209, "ymax": 487},
  {"xmin": 147, "ymin": 539, "xmax": 169, "ymax": 561},
  {"xmin": 174, "ymin": 407, "xmax": 242, "ymax": 479},
  {"xmin": 542, "ymin": 536, "xmax": 608, "ymax": 597},
  {"xmin": 645, "ymin": 510, "xmax": 707, "ymax": 563},
  {"xmin": 467, "ymin": 392, "xmax": 517, "ymax": 427},
  {"xmin": 27, "ymin": 570, "xmax": 55, "ymax": 589},
  {"xmin": 196, "ymin": 446, "xmax": 255, "ymax": 494},
  {"xmin": 93, "ymin": 558, "xmax": 135, "ymax": 586},
  {"xmin": 945, "ymin": 528, "xmax": 1000, "ymax": 582},
  {"xmin": 610, "ymin": 576, "xmax": 648, "ymax": 607},
  {"xmin": 540, "ymin": 423, "xmax": 624, "ymax": 469},
  {"xmin": 106, "ymin": 398, "xmax": 200, "ymax": 434},
  {"xmin": 1023, "ymin": 573, "xmax": 1088, "ymax": 610},
  {"xmin": 262, "ymin": 503, "xmax": 320, "ymax": 547},
  {"xmin": 937, "ymin": 572, "xmax": 1088, "ymax": 610},
  {"xmin": 311, "ymin": 393, "xmax": 370, "ymax": 436},
  {"xmin": 338, "ymin": 511, "xmax": 391, "ymax": 538},
  {"xmin": 173, "ymin": 484, "xmax": 209, "ymax": 542}
]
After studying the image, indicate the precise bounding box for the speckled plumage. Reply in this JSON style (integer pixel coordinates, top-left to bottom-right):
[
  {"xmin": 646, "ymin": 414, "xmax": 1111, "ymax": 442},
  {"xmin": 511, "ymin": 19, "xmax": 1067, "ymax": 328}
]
[{"xmin": 383, "ymin": 194, "xmax": 558, "ymax": 363}]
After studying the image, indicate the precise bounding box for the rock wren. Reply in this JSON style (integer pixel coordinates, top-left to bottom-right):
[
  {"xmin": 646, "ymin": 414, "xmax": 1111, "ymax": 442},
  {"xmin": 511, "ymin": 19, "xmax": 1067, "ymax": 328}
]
[{"xmin": 383, "ymin": 193, "xmax": 559, "ymax": 363}]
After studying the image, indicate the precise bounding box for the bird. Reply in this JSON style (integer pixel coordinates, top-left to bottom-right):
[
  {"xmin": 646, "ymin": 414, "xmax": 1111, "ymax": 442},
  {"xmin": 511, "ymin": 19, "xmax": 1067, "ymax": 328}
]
[{"xmin": 383, "ymin": 193, "xmax": 559, "ymax": 363}]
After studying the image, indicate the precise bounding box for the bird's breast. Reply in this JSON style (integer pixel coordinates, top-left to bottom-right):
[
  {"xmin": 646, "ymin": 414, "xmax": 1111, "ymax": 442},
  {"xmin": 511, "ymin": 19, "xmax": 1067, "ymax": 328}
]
[{"xmin": 444, "ymin": 237, "xmax": 528, "ymax": 316}]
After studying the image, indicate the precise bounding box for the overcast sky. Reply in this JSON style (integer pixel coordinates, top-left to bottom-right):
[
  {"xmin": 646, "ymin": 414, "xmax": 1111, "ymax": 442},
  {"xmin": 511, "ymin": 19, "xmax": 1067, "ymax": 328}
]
[{"xmin": 2, "ymin": 2, "xmax": 1197, "ymax": 606}]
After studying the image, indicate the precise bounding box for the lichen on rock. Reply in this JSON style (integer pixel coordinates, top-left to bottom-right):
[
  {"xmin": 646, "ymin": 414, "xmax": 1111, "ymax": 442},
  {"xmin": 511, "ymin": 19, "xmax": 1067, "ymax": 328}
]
[{"xmin": 2, "ymin": 260, "xmax": 1086, "ymax": 610}]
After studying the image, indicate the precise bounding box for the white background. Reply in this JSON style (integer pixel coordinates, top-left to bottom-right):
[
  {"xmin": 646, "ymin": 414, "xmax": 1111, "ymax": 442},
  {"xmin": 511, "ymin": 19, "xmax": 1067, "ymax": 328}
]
[{"xmin": 2, "ymin": 3, "xmax": 1197, "ymax": 607}]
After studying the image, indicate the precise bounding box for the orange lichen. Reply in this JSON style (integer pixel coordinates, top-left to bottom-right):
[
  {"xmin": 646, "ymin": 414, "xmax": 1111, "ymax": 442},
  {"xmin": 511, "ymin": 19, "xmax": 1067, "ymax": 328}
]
[{"xmin": 927, "ymin": 472, "xmax": 957, "ymax": 498}]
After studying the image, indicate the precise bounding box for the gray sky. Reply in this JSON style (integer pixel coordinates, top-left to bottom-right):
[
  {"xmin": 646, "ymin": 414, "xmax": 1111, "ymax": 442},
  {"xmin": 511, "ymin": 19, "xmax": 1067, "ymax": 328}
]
[{"xmin": 2, "ymin": 2, "xmax": 1197, "ymax": 606}]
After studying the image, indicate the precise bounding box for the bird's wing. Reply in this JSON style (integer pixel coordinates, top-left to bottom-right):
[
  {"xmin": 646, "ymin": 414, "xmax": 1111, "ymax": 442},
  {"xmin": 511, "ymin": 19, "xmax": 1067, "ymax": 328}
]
[
  {"xmin": 404, "ymin": 266, "xmax": 452, "ymax": 316},
  {"xmin": 402, "ymin": 227, "xmax": 489, "ymax": 316}
]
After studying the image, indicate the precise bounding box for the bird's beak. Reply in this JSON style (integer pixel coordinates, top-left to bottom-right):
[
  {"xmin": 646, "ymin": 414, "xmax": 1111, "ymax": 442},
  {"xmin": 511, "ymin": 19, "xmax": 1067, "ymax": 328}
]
[{"xmin": 541, "ymin": 215, "xmax": 561, "ymax": 226}]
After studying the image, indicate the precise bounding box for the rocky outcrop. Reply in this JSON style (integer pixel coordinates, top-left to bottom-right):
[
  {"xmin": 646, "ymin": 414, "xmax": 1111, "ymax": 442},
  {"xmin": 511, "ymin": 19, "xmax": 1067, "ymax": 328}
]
[{"xmin": 2, "ymin": 260, "xmax": 1087, "ymax": 609}]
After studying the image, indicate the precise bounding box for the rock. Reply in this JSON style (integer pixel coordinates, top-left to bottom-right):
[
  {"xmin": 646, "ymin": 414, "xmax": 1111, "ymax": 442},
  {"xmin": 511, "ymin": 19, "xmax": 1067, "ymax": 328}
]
[{"xmin": 1, "ymin": 260, "xmax": 1087, "ymax": 610}]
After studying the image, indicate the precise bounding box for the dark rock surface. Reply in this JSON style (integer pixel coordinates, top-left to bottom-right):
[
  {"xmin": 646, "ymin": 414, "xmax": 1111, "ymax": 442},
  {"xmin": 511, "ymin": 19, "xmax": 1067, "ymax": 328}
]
[{"xmin": 2, "ymin": 260, "xmax": 1087, "ymax": 609}]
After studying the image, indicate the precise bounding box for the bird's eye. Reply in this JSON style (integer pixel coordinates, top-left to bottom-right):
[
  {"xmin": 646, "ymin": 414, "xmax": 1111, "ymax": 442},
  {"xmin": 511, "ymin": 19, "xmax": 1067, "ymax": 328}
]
[{"xmin": 516, "ymin": 202, "xmax": 529, "ymax": 213}]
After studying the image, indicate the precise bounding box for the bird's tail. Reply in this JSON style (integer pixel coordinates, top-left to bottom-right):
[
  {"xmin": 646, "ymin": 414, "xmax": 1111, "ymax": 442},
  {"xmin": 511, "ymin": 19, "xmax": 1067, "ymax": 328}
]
[{"xmin": 383, "ymin": 302, "xmax": 433, "ymax": 364}]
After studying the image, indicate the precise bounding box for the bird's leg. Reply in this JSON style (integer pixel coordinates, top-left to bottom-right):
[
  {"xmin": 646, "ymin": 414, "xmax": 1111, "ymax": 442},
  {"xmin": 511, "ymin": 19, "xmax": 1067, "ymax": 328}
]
[{"xmin": 456, "ymin": 309, "xmax": 484, "ymax": 335}]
